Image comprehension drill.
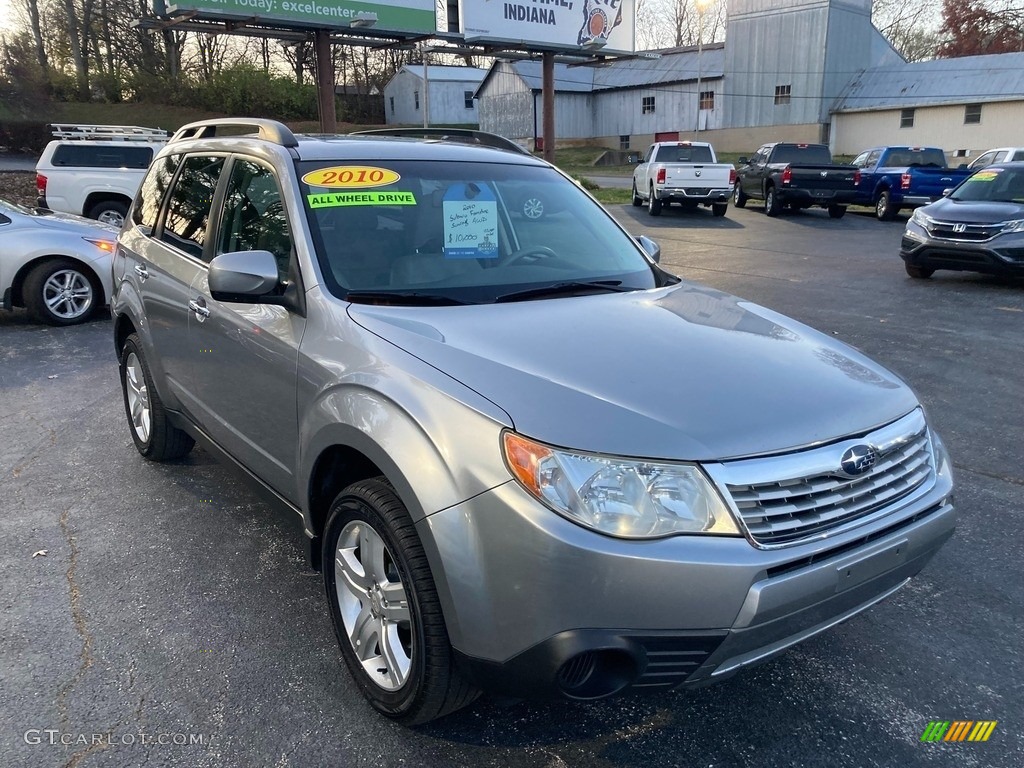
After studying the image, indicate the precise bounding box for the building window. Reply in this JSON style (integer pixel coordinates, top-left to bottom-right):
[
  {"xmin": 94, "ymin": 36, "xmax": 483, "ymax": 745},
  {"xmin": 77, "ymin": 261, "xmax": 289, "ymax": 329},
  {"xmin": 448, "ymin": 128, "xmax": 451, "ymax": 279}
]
[
  {"xmin": 641, "ymin": 96, "xmax": 655, "ymax": 114},
  {"xmin": 699, "ymin": 91, "xmax": 714, "ymax": 110},
  {"xmin": 774, "ymin": 84, "xmax": 791, "ymax": 105},
  {"xmin": 619, "ymin": 135, "xmax": 630, "ymax": 150},
  {"xmin": 414, "ymin": 90, "xmax": 420, "ymax": 110},
  {"xmin": 900, "ymin": 108, "xmax": 914, "ymax": 128},
  {"xmin": 965, "ymin": 103, "xmax": 982, "ymax": 124},
  {"xmin": 464, "ymin": 90, "xmax": 474, "ymax": 109},
  {"xmin": 389, "ymin": 96, "xmax": 394, "ymax": 114}
]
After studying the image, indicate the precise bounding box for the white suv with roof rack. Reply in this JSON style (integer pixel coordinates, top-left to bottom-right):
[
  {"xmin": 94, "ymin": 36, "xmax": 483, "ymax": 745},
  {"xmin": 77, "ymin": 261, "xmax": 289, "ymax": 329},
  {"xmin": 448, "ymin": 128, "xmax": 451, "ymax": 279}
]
[{"xmin": 35, "ymin": 124, "xmax": 168, "ymax": 228}]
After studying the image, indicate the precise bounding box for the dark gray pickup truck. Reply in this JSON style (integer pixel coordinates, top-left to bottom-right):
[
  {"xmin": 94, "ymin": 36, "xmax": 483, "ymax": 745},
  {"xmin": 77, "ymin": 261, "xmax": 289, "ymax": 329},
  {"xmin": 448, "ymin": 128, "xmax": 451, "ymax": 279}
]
[{"xmin": 734, "ymin": 142, "xmax": 859, "ymax": 218}]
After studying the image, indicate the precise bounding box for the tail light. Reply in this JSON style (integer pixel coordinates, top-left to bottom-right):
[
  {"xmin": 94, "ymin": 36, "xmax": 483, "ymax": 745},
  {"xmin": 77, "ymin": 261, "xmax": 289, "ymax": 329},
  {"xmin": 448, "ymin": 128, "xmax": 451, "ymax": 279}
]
[
  {"xmin": 901, "ymin": 173, "xmax": 912, "ymax": 190},
  {"xmin": 781, "ymin": 166, "xmax": 792, "ymax": 185},
  {"xmin": 729, "ymin": 168, "xmax": 737, "ymax": 185},
  {"xmin": 656, "ymin": 168, "xmax": 666, "ymax": 184},
  {"xmin": 36, "ymin": 173, "xmax": 47, "ymax": 197},
  {"xmin": 854, "ymin": 170, "xmax": 861, "ymax": 186}
]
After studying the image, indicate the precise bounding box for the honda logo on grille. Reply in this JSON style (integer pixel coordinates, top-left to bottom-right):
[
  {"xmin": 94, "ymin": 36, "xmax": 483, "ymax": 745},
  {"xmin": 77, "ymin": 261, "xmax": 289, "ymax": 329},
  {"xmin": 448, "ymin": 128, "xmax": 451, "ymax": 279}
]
[
  {"xmin": 952, "ymin": 223, "xmax": 967, "ymax": 233},
  {"xmin": 840, "ymin": 445, "xmax": 877, "ymax": 476}
]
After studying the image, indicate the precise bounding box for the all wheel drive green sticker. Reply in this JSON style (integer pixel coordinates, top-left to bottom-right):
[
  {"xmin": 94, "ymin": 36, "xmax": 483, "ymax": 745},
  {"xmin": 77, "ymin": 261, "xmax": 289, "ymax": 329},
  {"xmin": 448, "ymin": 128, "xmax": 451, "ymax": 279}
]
[
  {"xmin": 307, "ymin": 191, "xmax": 417, "ymax": 208},
  {"xmin": 970, "ymin": 170, "xmax": 1002, "ymax": 182}
]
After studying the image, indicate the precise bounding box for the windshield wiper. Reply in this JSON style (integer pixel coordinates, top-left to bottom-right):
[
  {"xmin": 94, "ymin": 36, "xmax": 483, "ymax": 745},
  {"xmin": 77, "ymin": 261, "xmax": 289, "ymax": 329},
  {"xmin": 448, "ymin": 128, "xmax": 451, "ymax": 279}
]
[
  {"xmin": 344, "ymin": 290, "xmax": 471, "ymax": 306},
  {"xmin": 494, "ymin": 280, "xmax": 631, "ymax": 304}
]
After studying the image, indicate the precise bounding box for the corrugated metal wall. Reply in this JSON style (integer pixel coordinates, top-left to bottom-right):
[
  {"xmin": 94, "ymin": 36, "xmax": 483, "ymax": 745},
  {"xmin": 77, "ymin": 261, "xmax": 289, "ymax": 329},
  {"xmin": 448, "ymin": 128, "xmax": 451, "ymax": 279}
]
[
  {"xmin": 594, "ymin": 82, "xmax": 724, "ymax": 137},
  {"xmin": 478, "ymin": 63, "xmax": 533, "ymax": 139},
  {"xmin": 385, "ymin": 70, "xmax": 481, "ymax": 126}
]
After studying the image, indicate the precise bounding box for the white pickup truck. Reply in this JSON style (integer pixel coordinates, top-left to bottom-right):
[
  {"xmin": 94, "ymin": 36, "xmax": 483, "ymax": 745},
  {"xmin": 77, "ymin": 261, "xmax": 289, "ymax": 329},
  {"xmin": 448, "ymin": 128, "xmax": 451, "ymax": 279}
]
[
  {"xmin": 35, "ymin": 124, "xmax": 168, "ymax": 228},
  {"xmin": 632, "ymin": 141, "xmax": 735, "ymax": 217}
]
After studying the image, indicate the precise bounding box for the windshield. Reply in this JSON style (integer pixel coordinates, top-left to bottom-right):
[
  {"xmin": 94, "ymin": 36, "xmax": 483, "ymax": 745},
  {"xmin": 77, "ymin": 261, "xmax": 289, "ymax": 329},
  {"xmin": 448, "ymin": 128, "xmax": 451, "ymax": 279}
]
[
  {"xmin": 299, "ymin": 160, "xmax": 662, "ymax": 304},
  {"xmin": 952, "ymin": 166, "xmax": 1024, "ymax": 203},
  {"xmin": 772, "ymin": 145, "xmax": 832, "ymax": 165}
]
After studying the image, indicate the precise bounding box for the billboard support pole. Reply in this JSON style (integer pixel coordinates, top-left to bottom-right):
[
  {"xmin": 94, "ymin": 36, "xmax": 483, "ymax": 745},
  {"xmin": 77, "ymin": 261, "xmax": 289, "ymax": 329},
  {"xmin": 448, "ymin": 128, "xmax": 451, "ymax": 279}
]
[
  {"xmin": 422, "ymin": 44, "xmax": 430, "ymax": 128},
  {"xmin": 542, "ymin": 51, "xmax": 555, "ymax": 163},
  {"xmin": 315, "ymin": 29, "xmax": 337, "ymax": 133}
]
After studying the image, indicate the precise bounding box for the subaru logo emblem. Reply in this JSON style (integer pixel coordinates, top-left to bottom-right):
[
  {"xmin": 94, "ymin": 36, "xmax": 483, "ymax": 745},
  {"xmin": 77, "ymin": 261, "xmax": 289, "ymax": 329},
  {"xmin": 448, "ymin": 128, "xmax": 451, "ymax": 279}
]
[
  {"xmin": 952, "ymin": 223, "xmax": 967, "ymax": 233},
  {"xmin": 840, "ymin": 445, "xmax": 877, "ymax": 476}
]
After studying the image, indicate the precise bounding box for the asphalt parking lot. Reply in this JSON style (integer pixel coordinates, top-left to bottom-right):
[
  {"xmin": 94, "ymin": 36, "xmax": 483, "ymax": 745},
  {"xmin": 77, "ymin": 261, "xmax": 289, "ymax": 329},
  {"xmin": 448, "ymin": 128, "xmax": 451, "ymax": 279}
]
[{"xmin": 2, "ymin": 202, "xmax": 1021, "ymax": 768}]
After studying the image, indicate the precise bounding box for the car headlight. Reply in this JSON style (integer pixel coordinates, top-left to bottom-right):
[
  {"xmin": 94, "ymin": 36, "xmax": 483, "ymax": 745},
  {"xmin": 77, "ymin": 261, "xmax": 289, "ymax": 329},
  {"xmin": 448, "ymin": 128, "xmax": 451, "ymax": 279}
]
[
  {"xmin": 910, "ymin": 208, "xmax": 933, "ymax": 227},
  {"xmin": 502, "ymin": 432, "xmax": 741, "ymax": 539},
  {"xmin": 931, "ymin": 429, "xmax": 954, "ymax": 487},
  {"xmin": 1002, "ymin": 218, "xmax": 1024, "ymax": 233}
]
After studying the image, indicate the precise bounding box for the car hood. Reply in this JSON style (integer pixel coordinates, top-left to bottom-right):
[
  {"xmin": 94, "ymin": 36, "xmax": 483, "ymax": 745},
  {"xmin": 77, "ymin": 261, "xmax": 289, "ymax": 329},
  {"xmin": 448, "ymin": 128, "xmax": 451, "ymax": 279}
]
[
  {"xmin": 922, "ymin": 197, "xmax": 1024, "ymax": 223},
  {"xmin": 30, "ymin": 210, "xmax": 118, "ymax": 236},
  {"xmin": 348, "ymin": 283, "xmax": 919, "ymax": 461}
]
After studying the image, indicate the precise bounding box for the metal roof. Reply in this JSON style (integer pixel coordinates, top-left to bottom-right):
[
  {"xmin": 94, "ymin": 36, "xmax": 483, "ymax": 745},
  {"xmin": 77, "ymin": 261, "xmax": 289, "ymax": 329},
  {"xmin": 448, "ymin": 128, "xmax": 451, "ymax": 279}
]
[
  {"xmin": 833, "ymin": 52, "xmax": 1024, "ymax": 113},
  {"xmin": 492, "ymin": 44, "xmax": 726, "ymax": 94},
  {"xmin": 397, "ymin": 65, "xmax": 489, "ymax": 83}
]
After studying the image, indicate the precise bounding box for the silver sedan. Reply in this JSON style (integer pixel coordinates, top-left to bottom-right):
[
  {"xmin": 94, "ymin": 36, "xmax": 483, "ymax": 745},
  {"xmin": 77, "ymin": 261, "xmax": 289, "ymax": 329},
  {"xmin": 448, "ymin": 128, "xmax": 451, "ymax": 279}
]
[{"xmin": 1, "ymin": 199, "xmax": 117, "ymax": 325}]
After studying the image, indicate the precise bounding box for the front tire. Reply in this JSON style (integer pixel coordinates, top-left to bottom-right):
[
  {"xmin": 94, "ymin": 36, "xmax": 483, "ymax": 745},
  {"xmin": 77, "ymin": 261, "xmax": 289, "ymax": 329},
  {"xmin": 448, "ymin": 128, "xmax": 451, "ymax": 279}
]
[
  {"xmin": 323, "ymin": 479, "xmax": 478, "ymax": 725},
  {"xmin": 23, "ymin": 259, "xmax": 101, "ymax": 326},
  {"xmin": 905, "ymin": 263, "xmax": 935, "ymax": 279},
  {"xmin": 764, "ymin": 186, "xmax": 781, "ymax": 217},
  {"xmin": 631, "ymin": 182, "xmax": 642, "ymax": 207},
  {"xmin": 119, "ymin": 334, "xmax": 195, "ymax": 461},
  {"xmin": 647, "ymin": 185, "xmax": 662, "ymax": 216}
]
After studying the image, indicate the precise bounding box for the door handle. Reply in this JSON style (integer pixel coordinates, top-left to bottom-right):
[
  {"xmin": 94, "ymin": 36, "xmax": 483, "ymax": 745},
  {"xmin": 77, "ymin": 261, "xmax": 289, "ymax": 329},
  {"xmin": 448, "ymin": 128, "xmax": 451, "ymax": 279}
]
[
  {"xmin": 188, "ymin": 298, "xmax": 210, "ymax": 318},
  {"xmin": 134, "ymin": 264, "xmax": 149, "ymax": 281}
]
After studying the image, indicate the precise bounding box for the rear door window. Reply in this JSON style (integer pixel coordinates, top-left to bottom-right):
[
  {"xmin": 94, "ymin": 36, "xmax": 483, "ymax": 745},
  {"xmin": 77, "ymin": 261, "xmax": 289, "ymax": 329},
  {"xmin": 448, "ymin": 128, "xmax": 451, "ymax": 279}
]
[
  {"xmin": 159, "ymin": 155, "xmax": 226, "ymax": 260},
  {"xmin": 51, "ymin": 144, "xmax": 154, "ymax": 169}
]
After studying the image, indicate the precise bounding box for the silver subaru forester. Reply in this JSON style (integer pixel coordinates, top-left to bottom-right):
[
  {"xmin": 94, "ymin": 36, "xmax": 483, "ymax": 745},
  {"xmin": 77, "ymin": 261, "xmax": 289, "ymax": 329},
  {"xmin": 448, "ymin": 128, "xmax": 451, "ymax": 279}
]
[{"xmin": 112, "ymin": 119, "xmax": 954, "ymax": 724}]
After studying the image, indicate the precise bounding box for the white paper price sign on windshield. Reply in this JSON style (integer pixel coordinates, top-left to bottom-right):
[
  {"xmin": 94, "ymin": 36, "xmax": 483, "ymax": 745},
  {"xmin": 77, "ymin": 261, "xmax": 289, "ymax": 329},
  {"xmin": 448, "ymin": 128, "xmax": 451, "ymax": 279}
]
[{"xmin": 443, "ymin": 184, "xmax": 499, "ymax": 259}]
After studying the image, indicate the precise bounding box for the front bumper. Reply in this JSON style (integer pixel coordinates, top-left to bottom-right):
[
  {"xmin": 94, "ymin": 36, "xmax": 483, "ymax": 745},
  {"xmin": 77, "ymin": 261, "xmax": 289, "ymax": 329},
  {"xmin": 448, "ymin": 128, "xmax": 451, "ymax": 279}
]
[
  {"xmin": 901, "ymin": 226, "xmax": 1024, "ymax": 274},
  {"xmin": 420, "ymin": 474, "xmax": 954, "ymax": 700}
]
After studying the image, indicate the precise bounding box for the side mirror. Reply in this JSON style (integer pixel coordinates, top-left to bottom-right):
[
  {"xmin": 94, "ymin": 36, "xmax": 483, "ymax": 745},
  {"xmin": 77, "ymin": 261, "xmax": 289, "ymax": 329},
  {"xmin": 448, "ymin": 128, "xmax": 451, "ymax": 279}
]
[
  {"xmin": 636, "ymin": 234, "xmax": 661, "ymax": 263},
  {"xmin": 942, "ymin": 188, "xmax": 953, "ymax": 197},
  {"xmin": 738, "ymin": 156, "xmax": 749, "ymax": 165},
  {"xmin": 209, "ymin": 250, "xmax": 280, "ymax": 301}
]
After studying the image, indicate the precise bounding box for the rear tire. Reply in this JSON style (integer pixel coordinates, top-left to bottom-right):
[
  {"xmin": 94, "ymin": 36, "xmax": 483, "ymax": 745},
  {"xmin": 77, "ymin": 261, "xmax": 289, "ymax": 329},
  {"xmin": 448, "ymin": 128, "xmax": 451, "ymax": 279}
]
[
  {"xmin": 631, "ymin": 182, "xmax": 642, "ymax": 207},
  {"xmin": 905, "ymin": 264, "xmax": 935, "ymax": 279},
  {"xmin": 23, "ymin": 258, "xmax": 101, "ymax": 326},
  {"xmin": 764, "ymin": 187, "xmax": 781, "ymax": 217},
  {"xmin": 88, "ymin": 199, "xmax": 129, "ymax": 228},
  {"xmin": 875, "ymin": 190, "xmax": 897, "ymax": 221},
  {"xmin": 828, "ymin": 204, "xmax": 847, "ymax": 219},
  {"xmin": 647, "ymin": 186, "xmax": 662, "ymax": 216},
  {"xmin": 733, "ymin": 184, "xmax": 748, "ymax": 208},
  {"xmin": 712, "ymin": 203, "xmax": 728, "ymax": 217},
  {"xmin": 119, "ymin": 333, "xmax": 195, "ymax": 461},
  {"xmin": 323, "ymin": 479, "xmax": 479, "ymax": 725}
]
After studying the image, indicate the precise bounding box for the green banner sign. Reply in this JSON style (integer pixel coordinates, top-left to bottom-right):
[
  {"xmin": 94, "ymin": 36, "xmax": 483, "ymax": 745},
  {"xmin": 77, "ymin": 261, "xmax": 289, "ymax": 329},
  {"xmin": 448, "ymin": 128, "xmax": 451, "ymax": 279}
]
[{"xmin": 167, "ymin": 0, "xmax": 436, "ymax": 34}]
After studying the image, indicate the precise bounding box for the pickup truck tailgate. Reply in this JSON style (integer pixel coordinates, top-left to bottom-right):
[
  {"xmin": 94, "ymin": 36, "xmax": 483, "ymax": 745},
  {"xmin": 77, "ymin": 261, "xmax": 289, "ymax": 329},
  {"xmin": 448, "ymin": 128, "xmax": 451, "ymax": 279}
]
[
  {"xmin": 897, "ymin": 167, "xmax": 969, "ymax": 199},
  {"xmin": 664, "ymin": 164, "xmax": 733, "ymax": 189}
]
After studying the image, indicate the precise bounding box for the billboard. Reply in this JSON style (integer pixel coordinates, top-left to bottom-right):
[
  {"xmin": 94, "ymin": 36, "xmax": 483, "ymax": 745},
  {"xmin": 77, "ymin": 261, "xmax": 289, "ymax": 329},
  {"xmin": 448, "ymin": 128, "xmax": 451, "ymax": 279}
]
[
  {"xmin": 166, "ymin": 0, "xmax": 437, "ymax": 34},
  {"xmin": 461, "ymin": 0, "xmax": 635, "ymax": 54}
]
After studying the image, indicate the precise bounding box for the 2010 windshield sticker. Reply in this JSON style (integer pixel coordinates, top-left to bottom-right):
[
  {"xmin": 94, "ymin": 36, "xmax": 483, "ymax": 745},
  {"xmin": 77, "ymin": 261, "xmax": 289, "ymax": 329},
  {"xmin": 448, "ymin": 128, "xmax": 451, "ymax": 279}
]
[
  {"xmin": 307, "ymin": 191, "xmax": 416, "ymax": 208},
  {"xmin": 443, "ymin": 183, "xmax": 499, "ymax": 259},
  {"xmin": 302, "ymin": 166, "xmax": 400, "ymax": 189},
  {"xmin": 971, "ymin": 170, "xmax": 1001, "ymax": 182}
]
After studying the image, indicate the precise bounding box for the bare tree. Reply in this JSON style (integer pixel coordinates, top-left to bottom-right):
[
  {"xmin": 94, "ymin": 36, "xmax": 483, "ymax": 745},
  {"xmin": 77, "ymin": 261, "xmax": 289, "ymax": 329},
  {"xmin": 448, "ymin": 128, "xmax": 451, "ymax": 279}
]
[{"xmin": 872, "ymin": 0, "xmax": 941, "ymax": 61}]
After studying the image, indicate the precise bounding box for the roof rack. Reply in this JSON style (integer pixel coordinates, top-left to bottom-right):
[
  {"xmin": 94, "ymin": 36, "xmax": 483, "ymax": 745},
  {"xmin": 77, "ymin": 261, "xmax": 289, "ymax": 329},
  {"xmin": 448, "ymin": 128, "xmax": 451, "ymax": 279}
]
[
  {"xmin": 50, "ymin": 124, "xmax": 168, "ymax": 142},
  {"xmin": 351, "ymin": 128, "xmax": 530, "ymax": 155},
  {"xmin": 170, "ymin": 118, "xmax": 298, "ymax": 148}
]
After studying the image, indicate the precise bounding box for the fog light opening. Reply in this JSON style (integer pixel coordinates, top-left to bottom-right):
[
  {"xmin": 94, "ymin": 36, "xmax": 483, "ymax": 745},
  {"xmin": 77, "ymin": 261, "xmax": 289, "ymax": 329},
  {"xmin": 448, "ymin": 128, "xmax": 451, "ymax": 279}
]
[{"xmin": 557, "ymin": 650, "xmax": 636, "ymax": 700}]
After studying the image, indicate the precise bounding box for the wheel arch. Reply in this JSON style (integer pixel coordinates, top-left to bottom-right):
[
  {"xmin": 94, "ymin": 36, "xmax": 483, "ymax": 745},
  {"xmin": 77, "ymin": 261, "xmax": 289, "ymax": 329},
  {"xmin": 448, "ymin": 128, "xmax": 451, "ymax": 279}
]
[
  {"xmin": 10, "ymin": 255, "xmax": 105, "ymax": 308},
  {"xmin": 83, "ymin": 191, "xmax": 132, "ymax": 217}
]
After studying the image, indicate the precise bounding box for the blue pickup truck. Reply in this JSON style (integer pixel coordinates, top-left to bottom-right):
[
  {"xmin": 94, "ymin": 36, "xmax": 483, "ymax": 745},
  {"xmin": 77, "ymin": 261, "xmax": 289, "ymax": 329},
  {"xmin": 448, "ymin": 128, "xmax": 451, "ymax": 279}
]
[{"xmin": 851, "ymin": 146, "xmax": 973, "ymax": 221}]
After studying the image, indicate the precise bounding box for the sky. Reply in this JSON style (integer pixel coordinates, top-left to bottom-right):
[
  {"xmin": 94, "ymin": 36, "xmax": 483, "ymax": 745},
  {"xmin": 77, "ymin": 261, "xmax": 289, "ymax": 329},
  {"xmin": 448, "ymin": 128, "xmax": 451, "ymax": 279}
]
[{"xmin": 0, "ymin": 0, "xmax": 12, "ymax": 32}]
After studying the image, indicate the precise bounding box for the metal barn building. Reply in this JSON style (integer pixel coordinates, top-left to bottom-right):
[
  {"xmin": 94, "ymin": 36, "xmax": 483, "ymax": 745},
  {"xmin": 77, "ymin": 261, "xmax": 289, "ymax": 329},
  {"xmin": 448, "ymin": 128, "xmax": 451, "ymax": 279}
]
[{"xmin": 383, "ymin": 65, "xmax": 488, "ymax": 126}]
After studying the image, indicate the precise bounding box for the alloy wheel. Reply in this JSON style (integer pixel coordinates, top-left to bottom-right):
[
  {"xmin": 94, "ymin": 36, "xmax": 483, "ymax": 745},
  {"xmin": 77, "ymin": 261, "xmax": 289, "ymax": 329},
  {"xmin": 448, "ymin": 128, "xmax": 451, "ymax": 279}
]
[
  {"xmin": 42, "ymin": 269, "xmax": 93, "ymax": 320},
  {"xmin": 124, "ymin": 352, "xmax": 151, "ymax": 444}
]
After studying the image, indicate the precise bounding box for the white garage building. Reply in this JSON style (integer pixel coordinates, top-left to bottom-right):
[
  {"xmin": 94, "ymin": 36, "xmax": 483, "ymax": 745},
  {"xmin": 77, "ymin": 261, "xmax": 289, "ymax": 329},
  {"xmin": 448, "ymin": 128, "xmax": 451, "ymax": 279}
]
[{"xmin": 383, "ymin": 65, "xmax": 489, "ymax": 127}]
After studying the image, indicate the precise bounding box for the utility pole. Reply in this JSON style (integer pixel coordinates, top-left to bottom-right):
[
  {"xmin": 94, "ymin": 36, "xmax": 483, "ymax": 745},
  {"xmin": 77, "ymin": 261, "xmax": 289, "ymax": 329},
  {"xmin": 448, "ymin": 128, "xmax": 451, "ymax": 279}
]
[
  {"xmin": 422, "ymin": 43, "xmax": 430, "ymax": 128},
  {"xmin": 542, "ymin": 51, "xmax": 555, "ymax": 163},
  {"xmin": 695, "ymin": 0, "xmax": 712, "ymax": 134},
  {"xmin": 315, "ymin": 30, "xmax": 337, "ymax": 133}
]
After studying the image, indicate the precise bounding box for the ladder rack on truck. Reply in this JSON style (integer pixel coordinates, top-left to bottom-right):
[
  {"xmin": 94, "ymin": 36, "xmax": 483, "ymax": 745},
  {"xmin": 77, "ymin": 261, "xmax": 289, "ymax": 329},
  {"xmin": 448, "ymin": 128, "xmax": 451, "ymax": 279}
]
[{"xmin": 49, "ymin": 124, "xmax": 168, "ymax": 142}]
